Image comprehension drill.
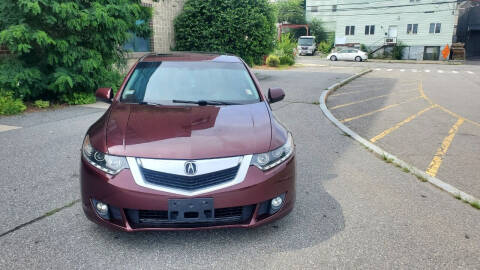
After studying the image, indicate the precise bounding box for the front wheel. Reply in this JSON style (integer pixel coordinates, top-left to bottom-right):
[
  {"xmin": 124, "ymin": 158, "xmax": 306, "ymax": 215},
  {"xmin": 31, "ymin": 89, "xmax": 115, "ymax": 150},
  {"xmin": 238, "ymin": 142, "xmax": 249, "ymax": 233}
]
[
  {"xmin": 355, "ymin": 56, "xmax": 362, "ymax": 62},
  {"xmin": 330, "ymin": 55, "xmax": 337, "ymax": 61}
]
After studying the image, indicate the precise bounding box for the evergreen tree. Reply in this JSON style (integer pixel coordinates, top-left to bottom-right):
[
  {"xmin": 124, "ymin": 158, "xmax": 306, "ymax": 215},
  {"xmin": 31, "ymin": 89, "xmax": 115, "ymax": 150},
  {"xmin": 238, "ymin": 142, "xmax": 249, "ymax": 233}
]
[{"xmin": 0, "ymin": 0, "xmax": 151, "ymax": 101}]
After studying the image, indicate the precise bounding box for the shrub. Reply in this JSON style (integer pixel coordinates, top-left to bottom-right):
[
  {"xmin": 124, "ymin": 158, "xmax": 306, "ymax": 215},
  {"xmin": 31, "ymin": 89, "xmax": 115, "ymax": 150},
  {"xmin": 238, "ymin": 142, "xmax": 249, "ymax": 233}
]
[
  {"xmin": 0, "ymin": 1, "xmax": 151, "ymax": 101},
  {"xmin": 0, "ymin": 91, "xmax": 27, "ymax": 115},
  {"xmin": 279, "ymin": 55, "xmax": 294, "ymax": 66},
  {"xmin": 60, "ymin": 92, "xmax": 96, "ymax": 105},
  {"xmin": 34, "ymin": 100, "xmax": 50, "ymax": 109},
  {"xmin": 309, "ymin": 19, "xmax": 327, "ymax": 44},
  {"xmin": 266, "ymin": 55, "xmax": 280, "ymax": 67},
  {"xmin": 393, "ymin": 41, "xmax": 407, "ymax": 60},
  {"xmin": 360, "ymin": 44, "xmax": 369, "ymax": 53},
  {"xmin": 318, "ymin": 41, "xmax": 334, "ymax": 54},
  {"xmin": 174, "ymin": 0, "xmax": 276, "ymax": 66}
]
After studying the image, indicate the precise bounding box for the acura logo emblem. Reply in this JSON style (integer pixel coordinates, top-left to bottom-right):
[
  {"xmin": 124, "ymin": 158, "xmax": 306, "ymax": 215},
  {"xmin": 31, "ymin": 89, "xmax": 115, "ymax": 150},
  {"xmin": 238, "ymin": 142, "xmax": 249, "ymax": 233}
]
[{"xmin": 184, "ymin": 161, "xmax": 197, "ymax": 176}]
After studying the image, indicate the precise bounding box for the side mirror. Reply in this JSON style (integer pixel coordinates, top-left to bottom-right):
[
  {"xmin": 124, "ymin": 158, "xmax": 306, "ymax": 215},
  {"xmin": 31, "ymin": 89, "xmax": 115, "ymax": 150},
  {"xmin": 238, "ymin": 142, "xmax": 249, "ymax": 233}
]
[
  {"xmin": 95, "ymin": 87, "xmax": 113, "ymax": 103},
  {"xmin": 268, "ymin": 88, "xmax": 285, "ymax": 104}
]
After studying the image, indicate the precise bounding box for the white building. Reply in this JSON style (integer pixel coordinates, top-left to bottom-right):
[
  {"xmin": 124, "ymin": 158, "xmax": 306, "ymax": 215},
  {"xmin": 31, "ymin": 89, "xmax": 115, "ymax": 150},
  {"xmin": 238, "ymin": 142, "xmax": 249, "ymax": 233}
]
[{"xmin": 307, "ymin": 0, "xmax": 459, "ymax": 60}]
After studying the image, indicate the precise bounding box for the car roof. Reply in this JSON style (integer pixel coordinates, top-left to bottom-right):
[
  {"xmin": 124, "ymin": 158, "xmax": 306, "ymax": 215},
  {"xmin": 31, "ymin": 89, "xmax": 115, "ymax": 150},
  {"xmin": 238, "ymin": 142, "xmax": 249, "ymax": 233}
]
[{"xmin": 140, "ymin": 52, "xmax": 242, "ymax": 63}]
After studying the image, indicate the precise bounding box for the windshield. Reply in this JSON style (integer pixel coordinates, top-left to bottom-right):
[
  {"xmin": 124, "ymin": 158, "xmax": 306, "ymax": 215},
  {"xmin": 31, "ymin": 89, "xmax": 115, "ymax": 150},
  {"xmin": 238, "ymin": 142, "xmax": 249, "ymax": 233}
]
[
  {"xmin": 299, "ymin": 38, "xmax": 314, "ymax": 46},
  {"xmin": 121, "ymin": 61, "xmax": 260, "ymax": 105}
]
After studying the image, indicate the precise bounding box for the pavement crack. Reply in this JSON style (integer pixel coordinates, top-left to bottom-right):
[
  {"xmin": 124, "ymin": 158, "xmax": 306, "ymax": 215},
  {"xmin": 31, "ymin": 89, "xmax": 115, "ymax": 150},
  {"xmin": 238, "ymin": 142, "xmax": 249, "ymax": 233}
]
[
  {"xmin": 274, "ymin": 101, "xmax": 319, "ymax": 111},
  {"xmin": 0, "ymin": 199, "xmax": 80, "ymax": 238}
]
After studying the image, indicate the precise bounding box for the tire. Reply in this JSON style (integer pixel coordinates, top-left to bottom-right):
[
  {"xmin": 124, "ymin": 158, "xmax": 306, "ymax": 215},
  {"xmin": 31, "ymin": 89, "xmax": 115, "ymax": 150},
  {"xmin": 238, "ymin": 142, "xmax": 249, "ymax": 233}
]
[
  {"xmin": 330, "ymin": 55, "xmax": 337, "ymax": 61},
  {"xmin": 355, "ymin": 56, "xmax": 362, "ymax": 62}
]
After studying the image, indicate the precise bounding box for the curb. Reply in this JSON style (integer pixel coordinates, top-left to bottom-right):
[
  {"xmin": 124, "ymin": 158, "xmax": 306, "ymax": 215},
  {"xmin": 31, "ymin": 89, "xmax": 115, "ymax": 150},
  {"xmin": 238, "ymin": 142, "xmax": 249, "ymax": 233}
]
[{"xmin": 319, "ymin": 69, "xmax": 480, "ymax": 207}]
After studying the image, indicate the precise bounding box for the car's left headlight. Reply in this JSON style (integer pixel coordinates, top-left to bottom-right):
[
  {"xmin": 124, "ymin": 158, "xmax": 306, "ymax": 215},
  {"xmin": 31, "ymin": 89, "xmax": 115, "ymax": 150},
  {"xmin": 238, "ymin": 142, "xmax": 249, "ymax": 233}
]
[
  {"xmin": 82, "ymin": 135, "xmax": 129, "ymax": 175},
  {"xmin": 251, "ymin": 133, "xmax": 294, "ymax": 171}
]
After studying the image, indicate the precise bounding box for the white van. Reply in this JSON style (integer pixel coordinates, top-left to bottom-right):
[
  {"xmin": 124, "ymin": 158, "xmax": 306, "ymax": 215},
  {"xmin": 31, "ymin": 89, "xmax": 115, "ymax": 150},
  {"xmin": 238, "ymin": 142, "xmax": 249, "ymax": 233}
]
[{"xmin": 298, "ymin": 36, "xmax": 316, "ymax": 56}]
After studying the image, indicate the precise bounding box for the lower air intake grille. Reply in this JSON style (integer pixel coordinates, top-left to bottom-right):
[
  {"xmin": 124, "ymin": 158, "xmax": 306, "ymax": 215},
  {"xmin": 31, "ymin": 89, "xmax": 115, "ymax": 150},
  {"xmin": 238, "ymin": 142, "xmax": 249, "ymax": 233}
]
[{"xmin": 125, "ymin": 205, "xmax": 255, "ymax": 228}]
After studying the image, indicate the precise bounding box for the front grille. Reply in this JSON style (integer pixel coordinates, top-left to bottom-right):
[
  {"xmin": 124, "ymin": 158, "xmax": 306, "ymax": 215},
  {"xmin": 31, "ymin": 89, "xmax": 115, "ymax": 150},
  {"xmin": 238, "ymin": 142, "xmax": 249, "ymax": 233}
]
[
  {"xmin": 125, "ymin": 205, "xmax": 255, "ymax": 228},
  {"xmin": 141, "ymin": 165, "xmax": 240, "ymax": 190}
]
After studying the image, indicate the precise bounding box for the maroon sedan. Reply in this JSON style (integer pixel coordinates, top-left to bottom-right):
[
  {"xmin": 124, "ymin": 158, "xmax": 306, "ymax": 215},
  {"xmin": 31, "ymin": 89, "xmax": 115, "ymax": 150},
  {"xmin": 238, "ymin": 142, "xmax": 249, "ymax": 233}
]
[{"xmin": 81, "ymin": 53, "xmax": 295, "ymax": 231}]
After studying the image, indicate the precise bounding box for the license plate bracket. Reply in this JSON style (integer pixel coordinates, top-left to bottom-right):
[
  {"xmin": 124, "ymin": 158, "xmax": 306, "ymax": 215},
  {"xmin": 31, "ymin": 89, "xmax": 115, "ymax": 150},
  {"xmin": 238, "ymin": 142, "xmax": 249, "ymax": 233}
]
[{"xmin": 168, "ymin": 198, "xmax": 215, "ymax": 223}]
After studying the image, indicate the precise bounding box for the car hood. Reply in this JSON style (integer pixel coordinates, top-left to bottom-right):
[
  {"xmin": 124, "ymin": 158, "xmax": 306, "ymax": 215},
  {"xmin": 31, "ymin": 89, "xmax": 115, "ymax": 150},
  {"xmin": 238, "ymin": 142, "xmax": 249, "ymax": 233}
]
[{"xmin": 104, "ymin": 102, "xmax": 272, "ymax": 159}]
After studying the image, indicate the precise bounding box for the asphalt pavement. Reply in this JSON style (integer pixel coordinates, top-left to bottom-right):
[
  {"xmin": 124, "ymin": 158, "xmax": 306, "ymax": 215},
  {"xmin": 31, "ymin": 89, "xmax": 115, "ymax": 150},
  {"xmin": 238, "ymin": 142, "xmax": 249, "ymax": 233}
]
[
  {"xmin": 326, "ymin": 61, "xmax": 480, "ymax": 201},
  {"xmin": 1, "ymin": 64, "xmax": 479, "ymax": 269}
]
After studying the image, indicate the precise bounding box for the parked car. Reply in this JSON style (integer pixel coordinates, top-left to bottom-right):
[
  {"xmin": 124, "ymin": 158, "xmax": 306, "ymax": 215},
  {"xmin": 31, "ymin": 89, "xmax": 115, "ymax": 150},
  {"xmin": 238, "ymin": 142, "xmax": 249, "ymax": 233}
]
[
  {"xmin": 81, "ymin": 52, "xmax": 296, "ymax": 231},
  {"xmin": 328, "ymin": 48, "xmax": 368, "ymax": 62},
  {"xmin": 297, "ymin": 36, "xmax": 316, "ymax": 56}
]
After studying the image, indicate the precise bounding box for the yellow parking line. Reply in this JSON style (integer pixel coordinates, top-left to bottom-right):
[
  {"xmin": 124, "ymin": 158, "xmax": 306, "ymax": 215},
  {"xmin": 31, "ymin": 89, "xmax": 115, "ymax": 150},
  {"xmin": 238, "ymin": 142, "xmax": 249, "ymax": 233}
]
[
  {"xmin": 330, "ymin": 94, "xmax": 391, "ymax": 110},
  {"xmin": 0, "ymin": 124, "xmax": 21, "ymax": 133},
  {"xmin": 331, "ymin": 88, "xmax": 418, "ymax": 97},
  {"xmin": 340, "ymin": 96, "xmax": 422, "ymax": 123},
  {"xmin": 370, "ymin": 105, "xmax": 437, "ymax": 143},
  {"xmin": 418, "ymin": 80, "xmax": 480, "ymax": 128},
  {"xmin": 330, "ymin": 89, "xmax": 419, "ymax": 110},
  {"xmin": 426, "ymin": 118, "xmax": 464, "ymax": 177}
]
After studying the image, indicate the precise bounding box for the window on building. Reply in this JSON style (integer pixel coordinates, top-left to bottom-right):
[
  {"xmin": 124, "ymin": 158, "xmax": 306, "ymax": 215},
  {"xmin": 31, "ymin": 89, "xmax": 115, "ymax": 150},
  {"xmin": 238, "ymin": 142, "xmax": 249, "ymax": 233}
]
[
  {"xmin": 429, "ymin": 23, "xmax": 441, "ymax": 33},
  {"xmin": 332, "ymin": 5, "xmax": 337, "ymax": 12},
  {"xmin": 345, "ymin": 26, "xmax": 355, "ymax": 36},
  {"xmin": 311, "ymin": 6, "xmax": 318, "ymax": 12},
  {"xmin": 407, "ymin": 24, "xmax": 418, "ymax": 34},
  {"xmin": 123, "ymin": 20, "xmax": 151, "ymax": 52},
  {"xmin": 365, "ymin": 25, "xmax": 375, "ymax": 35}
]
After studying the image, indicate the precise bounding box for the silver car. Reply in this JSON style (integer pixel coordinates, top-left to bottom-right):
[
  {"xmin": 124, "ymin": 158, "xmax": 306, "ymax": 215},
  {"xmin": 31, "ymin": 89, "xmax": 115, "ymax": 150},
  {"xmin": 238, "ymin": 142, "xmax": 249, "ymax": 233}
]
[{"xmin": 328, "ymin": 49, "xmax": 368, "ymax": 62}]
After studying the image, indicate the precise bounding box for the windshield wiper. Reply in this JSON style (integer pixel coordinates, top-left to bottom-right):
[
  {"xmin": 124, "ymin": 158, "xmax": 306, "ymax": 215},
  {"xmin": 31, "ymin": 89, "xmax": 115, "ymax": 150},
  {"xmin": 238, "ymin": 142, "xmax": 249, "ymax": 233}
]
[
  {"xmin": 172, "ymin": 100, "xmax": 240, "ymax": 106},
  {"xmin": 139, "ymin": 101, "xmax": 164, "ymax": 106}
]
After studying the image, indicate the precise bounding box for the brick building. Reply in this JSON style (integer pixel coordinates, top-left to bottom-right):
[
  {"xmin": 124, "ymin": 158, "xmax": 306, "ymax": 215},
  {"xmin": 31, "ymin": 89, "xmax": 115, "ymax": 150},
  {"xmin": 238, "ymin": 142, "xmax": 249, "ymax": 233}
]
[{"xmin": 125, "ymin": 0, "xmax": 185, "ymax": 68}]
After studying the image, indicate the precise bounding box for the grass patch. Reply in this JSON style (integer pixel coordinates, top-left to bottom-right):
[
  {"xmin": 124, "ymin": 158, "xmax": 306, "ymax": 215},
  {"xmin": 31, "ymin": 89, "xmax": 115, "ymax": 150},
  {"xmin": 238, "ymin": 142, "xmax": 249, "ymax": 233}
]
[
  {"xmin": 311, "ymin": 101, "xmax": 320, "ymax": 105},
  {"xmin": 454, "ymin": 193, "xmax": 462, "ymax": 200},
  {"xmin": 416, "ymin": 174, "xmax": 428, "ymax": 182},
  {"xmin": 382, "ymin": 154, "xmax": 393, "ymax": 163},
  {"xmin": 470, "ymin": 201, "xmax": 480, "ymax": 210},
  {"xmin": 341, "ymin": 132, "xmax": 351, "ymax": 137},
  {"xmin": 402, "ymin": 167, "xmax": 410, "ymax": 173}
]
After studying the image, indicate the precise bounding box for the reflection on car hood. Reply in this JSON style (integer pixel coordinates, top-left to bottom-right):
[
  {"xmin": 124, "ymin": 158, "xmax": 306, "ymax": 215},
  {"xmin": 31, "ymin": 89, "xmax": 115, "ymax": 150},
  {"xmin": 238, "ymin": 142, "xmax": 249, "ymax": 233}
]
[{"xmin": 105, "ymin": 102, "xmax": 272, "ymax": 159}]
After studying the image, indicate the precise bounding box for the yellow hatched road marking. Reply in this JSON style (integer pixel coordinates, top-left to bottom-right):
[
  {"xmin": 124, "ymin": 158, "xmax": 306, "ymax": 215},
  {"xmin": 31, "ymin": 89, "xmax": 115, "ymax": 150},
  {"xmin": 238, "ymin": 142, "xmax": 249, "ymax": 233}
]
[
  {"xmin": 330, "ymin": 94, "xmax": 391, "ymax": 110},
  {"xmin": 330, "ymin": 89, "xmax": 418, "ymax": 110},
  {"xmin": 331, "ymin": 87, "xmax": 417, "ymax": 97},
  {"xmin": 426, "ymin": 118, "xmax": 464, "ymax": 177},
  {"xmin": 370, "ymin": 105, "xmax": 437, "ymax": 143},
  {"xmin": 340, "ymin": 96, "xmax": 422, "ymax": 123},
  {"xmin": 418, "ymin": 80, "xmax": 480, "ymax": 128}
]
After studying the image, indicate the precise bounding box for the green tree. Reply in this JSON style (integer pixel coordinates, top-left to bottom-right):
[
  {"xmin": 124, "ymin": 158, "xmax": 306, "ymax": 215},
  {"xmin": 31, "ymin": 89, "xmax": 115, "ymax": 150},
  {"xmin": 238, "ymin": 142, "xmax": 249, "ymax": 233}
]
[
  {"xmin": 174, "ymin": 0, "xmax": 276, "ymax": 66},
  {"xmin": 277, "ymin": 0, "xmax": 305, "ymax": 24},
  {"xmin": 309, "ymin": 19, "xmax": 327, "ymax": 44},
  {"xmin": 0, "ymin": 0, "xmax": 151, "ymax": 101}
]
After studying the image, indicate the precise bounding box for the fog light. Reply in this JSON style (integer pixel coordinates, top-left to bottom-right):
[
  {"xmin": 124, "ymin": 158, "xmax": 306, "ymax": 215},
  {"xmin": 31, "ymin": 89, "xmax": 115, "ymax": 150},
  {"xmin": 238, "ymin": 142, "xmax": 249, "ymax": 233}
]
[
  {"xmin": 92, "ymin": 199, "xmax": 110, "ymax": 219},
  {"xmin": 96, "ymin": 202, "xmax": 109, "ymax": 214},
  {"xmin": 271, "ymin": 197, "xmax": 283, "ymax": 208},
  {"xmin": 269, "ymin": 193, "xmax": 286, "ymax": 215}
]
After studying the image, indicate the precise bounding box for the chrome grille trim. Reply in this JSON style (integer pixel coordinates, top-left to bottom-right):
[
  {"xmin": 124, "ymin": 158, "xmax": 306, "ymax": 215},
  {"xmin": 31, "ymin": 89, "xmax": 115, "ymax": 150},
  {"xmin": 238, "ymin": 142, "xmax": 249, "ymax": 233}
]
[{"xmin": 127, "ymin": 155, "xmax": 252, "ymax": 196}]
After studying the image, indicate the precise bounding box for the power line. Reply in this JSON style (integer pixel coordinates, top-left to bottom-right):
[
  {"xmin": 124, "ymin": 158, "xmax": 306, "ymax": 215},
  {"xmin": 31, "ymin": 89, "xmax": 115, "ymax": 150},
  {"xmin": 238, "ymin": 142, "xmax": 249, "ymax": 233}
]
[
  {"xmin": 306, "ymin": 0, "xmax": 397, "ymax": 7},
  {"xmin": 313, "ymin": 8, "xmax": 455, "ymax": 16},
  {"xmin": 306, "ymin": 0, "xmax": 457, "ymax": 12}
]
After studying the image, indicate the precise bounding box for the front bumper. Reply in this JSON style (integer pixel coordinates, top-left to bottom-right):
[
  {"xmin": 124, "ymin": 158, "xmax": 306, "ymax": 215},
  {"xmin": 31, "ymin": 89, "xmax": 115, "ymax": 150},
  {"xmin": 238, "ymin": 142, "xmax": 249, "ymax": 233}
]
[{"xmin": 80, "ymin": 155, "xmax": 296, "ymax": 231}]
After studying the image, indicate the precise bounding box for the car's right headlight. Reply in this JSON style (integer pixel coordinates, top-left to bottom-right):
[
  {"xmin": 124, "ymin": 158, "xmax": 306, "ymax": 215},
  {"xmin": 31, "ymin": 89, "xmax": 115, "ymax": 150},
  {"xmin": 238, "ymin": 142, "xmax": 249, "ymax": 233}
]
[
  {"xmin": 251, "ymin": 133, "xmax": 294, "ymax": 171},
  {"xmin": 82, "ymin": 135, "xmax": 129, "ymax": 175}
]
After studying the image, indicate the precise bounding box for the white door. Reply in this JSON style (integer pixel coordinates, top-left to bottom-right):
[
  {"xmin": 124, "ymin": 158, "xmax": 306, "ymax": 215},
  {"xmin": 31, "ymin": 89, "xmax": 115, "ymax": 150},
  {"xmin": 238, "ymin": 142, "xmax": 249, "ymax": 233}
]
[{"xmin": 388, "ymin": 26, "xmax": 398, "ymax": 38}]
